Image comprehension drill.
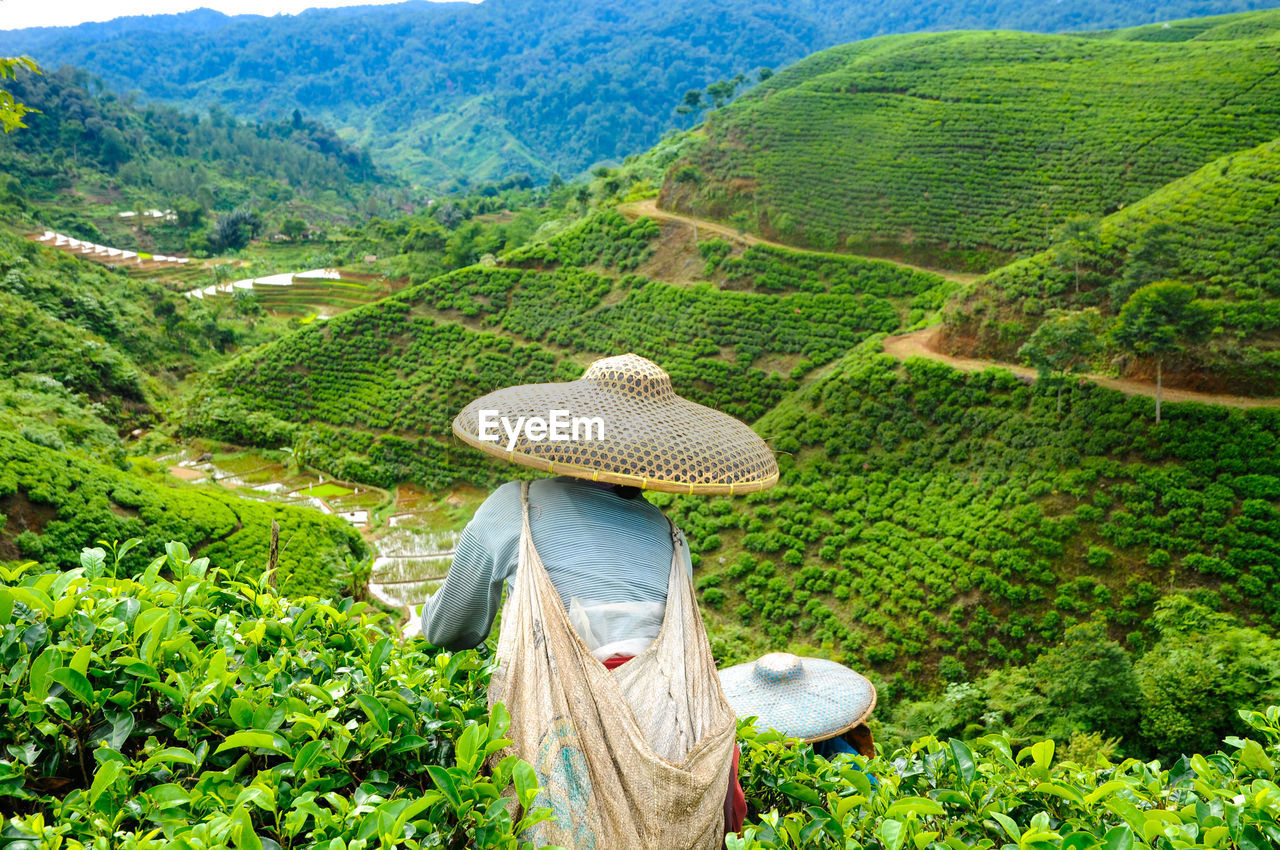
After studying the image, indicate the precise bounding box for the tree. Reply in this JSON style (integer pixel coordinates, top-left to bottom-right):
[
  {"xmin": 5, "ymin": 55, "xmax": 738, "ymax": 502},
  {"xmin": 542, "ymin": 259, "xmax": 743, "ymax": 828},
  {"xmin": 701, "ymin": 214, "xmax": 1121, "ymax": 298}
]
[
  {"xmin": 1134, "ymin": 596, "xmax": 1280, "ymax": 759},
  {"xmin": 1111, "ymin": 281, "xmax": 1212, "ymax": 423},
  {"xmin": 1018, "ymin": 309, "xmax": 1104, "ymax": 415},
  {"xmin": 1113, "ymin": 222, "xmax": 1174, "ymax": 305},
  {"xmin": 280, "ymin": 217, "xmax": 308, "ymax": 241},
  {"xmin": 1032, "ymin": 620, "xmax": 1140, "ymax": 742},
  {"xmin": 174, "ymin": 201, "xmax": 205, "ymax": 230},
  {"xmin": 705, "ymin": 79, "xmax": 739, "ymax": 109},
  {"xmin": 0, "ymin": 56, "xmax": 40, "ymax": 134},
  {"xmin": 678, "ymin": 88, "xmax": 703, "ymax": 116},
  {"xmin": 758, "ymin": 67, "xmax": 774, "ymax": 82},
  {"xmin": 209, "ymin": 208, "xmax": 264, "ymax": 253},
  {"xmin": 1052, "ymin": 215, "xmax": 1101, "ymax": 293}
]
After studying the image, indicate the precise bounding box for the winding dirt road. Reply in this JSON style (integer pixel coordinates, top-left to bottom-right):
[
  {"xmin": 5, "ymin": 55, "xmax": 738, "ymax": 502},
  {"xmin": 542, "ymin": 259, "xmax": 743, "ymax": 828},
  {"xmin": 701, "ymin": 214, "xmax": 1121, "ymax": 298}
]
[
  {"xmin": 617, "ymin": 199, "xmax": 979, "ymax": 285},
  {"xmin": 884, "ymin": 327, "xmax": 1280, "ymax": 410}
]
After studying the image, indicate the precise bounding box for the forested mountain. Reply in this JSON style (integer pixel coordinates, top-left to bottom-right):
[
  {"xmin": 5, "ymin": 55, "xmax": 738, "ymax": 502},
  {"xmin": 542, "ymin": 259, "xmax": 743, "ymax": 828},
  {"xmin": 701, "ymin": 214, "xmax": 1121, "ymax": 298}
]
[
  {"xmin": 1, "ymin": 0, "xmax": 1273, "ymax": 188},
  {"xmin": 657, "ymin": 9, "xmax": 1280, "ymax": 269},
  {"xmin": 0, "ymin": 65, "xmax": 400, "ymax": 250},
  {"xmin": 942, "ymin": 138, "xmax": 1280, "ymax": 394}
]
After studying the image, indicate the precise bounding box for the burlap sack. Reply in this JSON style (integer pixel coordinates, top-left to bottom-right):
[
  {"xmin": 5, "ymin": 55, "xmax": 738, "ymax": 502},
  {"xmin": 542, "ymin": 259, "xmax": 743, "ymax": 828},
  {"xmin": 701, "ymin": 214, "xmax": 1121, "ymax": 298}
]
[{"xmin": 488, "ymin": 482, "xmax": 737, "ymax": 849}]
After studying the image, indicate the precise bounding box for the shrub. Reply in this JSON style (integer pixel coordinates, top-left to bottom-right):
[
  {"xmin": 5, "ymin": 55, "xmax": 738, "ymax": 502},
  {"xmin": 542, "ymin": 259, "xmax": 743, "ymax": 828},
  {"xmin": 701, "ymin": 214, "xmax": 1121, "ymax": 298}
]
[{"xmin": 0, "ymin": 541, "xmax": 549, "ymax": 847}]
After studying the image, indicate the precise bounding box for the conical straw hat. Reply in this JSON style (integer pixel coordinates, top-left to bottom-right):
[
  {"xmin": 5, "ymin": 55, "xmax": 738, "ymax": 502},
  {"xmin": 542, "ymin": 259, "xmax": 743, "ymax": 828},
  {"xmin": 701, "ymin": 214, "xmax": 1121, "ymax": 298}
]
[
  {"xmin": 718, "ymin": 653, "xmax": 877, "ymax": 742},
  {"xmin": 452, "ymin": 353, "xmax": 778, "ymax": 495}
]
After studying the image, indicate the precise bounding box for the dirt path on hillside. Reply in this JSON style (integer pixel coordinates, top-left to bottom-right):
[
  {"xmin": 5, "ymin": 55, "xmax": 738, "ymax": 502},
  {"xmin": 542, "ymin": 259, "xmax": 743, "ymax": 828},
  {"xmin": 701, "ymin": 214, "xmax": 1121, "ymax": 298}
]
[
  {"xmin": 884, "ymin": 327, "xmax": 1280, "ymax": 409},
  {"xmin": 618, "ymin": 199, "xmax": 979, "ymax": 285}
]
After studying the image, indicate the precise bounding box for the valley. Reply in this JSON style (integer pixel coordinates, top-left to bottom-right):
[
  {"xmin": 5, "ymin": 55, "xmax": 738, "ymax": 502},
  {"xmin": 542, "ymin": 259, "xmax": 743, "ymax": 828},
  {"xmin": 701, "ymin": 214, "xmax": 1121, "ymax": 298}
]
[{"xmin": 3, "ymin": 3, "xmax": 1280, "ymax": 847}]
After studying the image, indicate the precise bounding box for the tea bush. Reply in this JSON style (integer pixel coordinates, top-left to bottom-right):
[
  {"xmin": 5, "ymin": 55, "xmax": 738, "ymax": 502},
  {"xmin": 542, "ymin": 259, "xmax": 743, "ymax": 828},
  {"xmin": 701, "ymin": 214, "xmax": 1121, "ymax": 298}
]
[
  {"xmin": 0, "ymin": 543, "xmax": 548, "ymax": 848},
  {"xmin": 944, "ymin": 138, "xmax": 1280, "ymax": 395},
  {"xmin": 731, "ymin": 707, "xmax": 1280, "ymax": 849},
  {"xmin": 193, "ymin": 237, "xmax": 907, "ymax": 481},
  {"xmin": 505, "ymin": 210, "xmax": 659, "ymax": 270},
  {"xmin": 0, "ymin": 430, "xmax": 365, "ymax": 596},
  {"xmin": 660, "ymin": 11, "xmax": 1280, "ymax": 262},
  {"xmin": 666, "ymin": 340, "xmax": 1280, "ymax": 704}
]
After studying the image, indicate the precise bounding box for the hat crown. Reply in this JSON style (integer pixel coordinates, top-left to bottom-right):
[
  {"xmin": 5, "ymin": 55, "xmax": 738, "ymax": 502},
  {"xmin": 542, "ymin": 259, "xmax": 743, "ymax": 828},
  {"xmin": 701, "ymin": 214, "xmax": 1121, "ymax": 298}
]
[
  {"xmin": 582, "ymin": 353, "xmax": 675, "ymax": 401},
  {"xmin": 753, "ymin": 652, "xmax": 804, "ymax": 685}
]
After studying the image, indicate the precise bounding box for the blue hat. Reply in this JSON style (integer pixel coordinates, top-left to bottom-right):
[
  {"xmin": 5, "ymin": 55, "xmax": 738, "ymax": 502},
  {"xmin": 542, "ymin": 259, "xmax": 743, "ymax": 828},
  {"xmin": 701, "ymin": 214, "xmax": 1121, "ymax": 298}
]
[{"xmin": 718, "ymin": 653, "xmax": 877, "ymax": 742}]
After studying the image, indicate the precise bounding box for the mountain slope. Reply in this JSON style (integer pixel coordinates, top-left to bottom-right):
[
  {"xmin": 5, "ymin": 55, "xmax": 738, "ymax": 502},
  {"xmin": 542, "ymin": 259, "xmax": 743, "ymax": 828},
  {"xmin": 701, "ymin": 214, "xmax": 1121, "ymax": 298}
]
[
  {"xmin": 184, "ymin": 211, "xmax": 945, "ymax": 486},
  {"xmin": 183, "ymin": 207, "xmax": 1280, "ymax": 711},
  {"xmin": 941, "ymin": 137, "xmax": 1280, "ymax": 394},
  {"xmin": 2, "ymin": 0, "xmax": 1273, "ymax": 187},
  {"xmin": 663, "ymin": 339, "xmax": 1280, "ymax": 693},
  {"xmin": 0, "ymin": 65, "xmax": 396, "ymax": 248},
  {"xmin": 657, "ymin": 9, "xmax": 1280, "ymax": 268}
]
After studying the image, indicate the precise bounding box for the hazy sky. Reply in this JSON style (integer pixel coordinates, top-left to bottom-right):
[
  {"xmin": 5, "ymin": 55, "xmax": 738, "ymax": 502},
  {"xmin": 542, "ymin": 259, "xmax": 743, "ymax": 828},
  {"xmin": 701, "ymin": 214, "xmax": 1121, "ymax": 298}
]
[{"xmin": 0, "ymin": 0, "xmax": 475, "ymax": 31}]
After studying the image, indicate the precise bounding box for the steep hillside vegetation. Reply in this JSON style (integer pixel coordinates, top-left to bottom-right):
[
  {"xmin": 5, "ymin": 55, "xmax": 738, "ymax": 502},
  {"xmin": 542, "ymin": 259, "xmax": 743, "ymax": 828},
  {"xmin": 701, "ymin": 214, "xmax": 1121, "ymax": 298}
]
[
  {"xmin": 0, "ymin": 430, "xmax": 365, "ymax": 593},
  {"xmin": 941, "ymin": 138, "xmax": 1280, "ymax": 394},
  {"xmin": 187, "ymin": 207, "xmax": 1280, "ymax": 738},
  {"xmin": 0, "ymin": 220, "xmax": 366, "ymax": 596},
  {"xmin": 2, "ymin": 0, "xmax": 1268, "ymax": 187},
  {"xmin": 662, "ymin": 341, "xmax": 1280, "ymax": 705},
  {"xmin": 658, "ymin": 10, "xmax": 1280, "ymax": 269},
  {"xmin": 0, "ymin": 66, "xmax": 399, "ymax": 254},
  {"xmin": 186, "ymin": 212, "xmax": 946, "ymax": 487}
]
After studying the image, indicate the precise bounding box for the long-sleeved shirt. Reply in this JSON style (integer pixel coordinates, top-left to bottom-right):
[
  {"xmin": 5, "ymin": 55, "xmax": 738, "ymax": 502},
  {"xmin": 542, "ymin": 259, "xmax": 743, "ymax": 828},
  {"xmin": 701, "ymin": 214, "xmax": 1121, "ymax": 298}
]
[{"xmin": 420, "ymin": 476, "xmax": 692, "ymax": 651}]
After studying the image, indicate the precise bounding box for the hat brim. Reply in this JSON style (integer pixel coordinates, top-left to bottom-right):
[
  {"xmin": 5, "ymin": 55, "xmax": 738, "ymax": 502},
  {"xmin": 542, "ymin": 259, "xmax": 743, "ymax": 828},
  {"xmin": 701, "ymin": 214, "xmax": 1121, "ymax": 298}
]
[
  {"xmin": 718, "ymin": 658, "xmax": 877, "ymax": 742},
  {"xmin": 452, "ymin": 375, "xmax": 778, "ymax": 495}
]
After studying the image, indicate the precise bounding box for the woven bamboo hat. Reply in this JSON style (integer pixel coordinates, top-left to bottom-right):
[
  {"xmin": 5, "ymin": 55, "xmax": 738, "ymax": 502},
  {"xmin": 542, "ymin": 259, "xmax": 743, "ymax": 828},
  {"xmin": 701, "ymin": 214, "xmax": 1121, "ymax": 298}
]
[
  {"xmin": 452, "ymin": 353, "xmax": 778, "ymax": 495},
  {"xmin": 718, "ymin": 653, "xmax": 877, "ymax": 742}
]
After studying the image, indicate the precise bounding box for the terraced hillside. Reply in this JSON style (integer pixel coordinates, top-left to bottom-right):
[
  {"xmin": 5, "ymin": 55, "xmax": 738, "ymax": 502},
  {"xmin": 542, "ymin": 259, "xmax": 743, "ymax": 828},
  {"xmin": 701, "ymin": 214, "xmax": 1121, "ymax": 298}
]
[
  {"xmin": 188, "ymin": 208, "xmax": 1280, "ymax": 710},
  {"xmin": 187, "ymin": 213, "xmax": 949, "ymax": 488},
  {"xmin": 941, "ymin": 137, "xmax": 1280, "ymax": 395},
  {"xmin": 663, "ymin": 339, "xmax": 1280, "ymax": 697},
  {"xmin": 657, "ymin": 9, "xmax": 1280, "ymax": 269}
]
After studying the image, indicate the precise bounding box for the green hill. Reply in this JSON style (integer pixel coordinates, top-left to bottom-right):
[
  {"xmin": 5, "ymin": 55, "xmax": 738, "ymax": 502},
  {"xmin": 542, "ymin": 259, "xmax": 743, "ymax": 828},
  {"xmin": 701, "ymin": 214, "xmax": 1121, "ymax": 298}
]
[
  {"xmin": 0, "ymin": 429, "xmax": 365, "ymax": 594},
  {"xmin": 187, "ymin": 212, "xmax": 942, "ymax": 488},
  {"xmin": 657, "ymin": 9, "xmax": 1280, "ymax": 269},
  {"xmin": 941, "ymin": 137, "xmax": 1280, "ymax": 395},
  {"xmin": 0, "ymin": 217, "xmax": 367, "ymax": 596},
  {"xmin": 663, "ymin": 340, "xmax": 1280, "ymax": 681},
  {"xmin": 187, "ymin": 208, "xmax": 1280, "ymax": 735},
  {"xmin": 3, "ymin": 0, "xmax": 1270, "ymax": 188},
  {"xmin": 0, "ymin": 66, "xmax": 399, "ymax": 255}
]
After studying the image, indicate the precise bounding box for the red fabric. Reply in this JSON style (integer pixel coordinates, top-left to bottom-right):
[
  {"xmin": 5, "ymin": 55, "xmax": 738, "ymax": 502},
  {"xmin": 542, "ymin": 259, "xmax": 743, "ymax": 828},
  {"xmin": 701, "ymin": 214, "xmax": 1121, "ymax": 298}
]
[
  {"xmin": 600, "ymin": 654, "xmax": 746, "ymax": 835},
  {"xmin": 725, "ymin": 742, "xmax": 746, "ymax": 835}
]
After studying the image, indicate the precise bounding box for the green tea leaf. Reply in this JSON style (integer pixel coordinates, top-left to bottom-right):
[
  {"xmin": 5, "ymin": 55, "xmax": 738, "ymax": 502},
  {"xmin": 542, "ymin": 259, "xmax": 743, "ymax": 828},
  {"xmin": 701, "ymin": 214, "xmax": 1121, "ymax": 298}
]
[
  {"xmin": 877, "ymin": 818, "xmax": 906, "ymax": 850},
  {"xmin": 949, "ymin": 738, "xmax": 976, "ymax": 784},
  {"xmin": 215, "ymin": 731, "xmax": 293, "ymax": 758},
  {"xmin": 427, "ymin": 764, "xmax": 462, "ymax": 809},
  {"xmin": 50, "ymin": 667, "xmax": 93, "ymax": 705},
  {"xmin": 885, "ymin": 796, "xmax": 945, "ymax": 818},
  {"xmin": 88, "ymin": 760, "xmax": 121, "ymax": 806},
  {"xmin": 514, "ymin": 759, "xmax": 540, "ymax": 811},
  {"xmin": 1103, "ymin": 824, "xmax": 1134, "ymax": 850},
  {"xmin": 777, "ymin": 779, "xmax": 822, "ymax": 805},
  {"xmin": 355, "ymin": 693, "xmax": 390, "ymax": 734},
  {"xmin": 234, "ymin": 806, "xmax": 263, "ymax": 850}
]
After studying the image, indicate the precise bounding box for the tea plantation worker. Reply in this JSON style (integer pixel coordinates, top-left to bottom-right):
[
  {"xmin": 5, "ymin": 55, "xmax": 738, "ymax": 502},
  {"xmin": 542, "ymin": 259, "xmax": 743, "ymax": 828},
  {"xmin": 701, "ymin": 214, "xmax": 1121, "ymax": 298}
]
[
  {"xmin": 719, "ymin": 653, "xmax": 878, "ymax": 760},
  {"xmin": 421, "ymin": 353, "xmax": 778, "ymax": 848}
]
